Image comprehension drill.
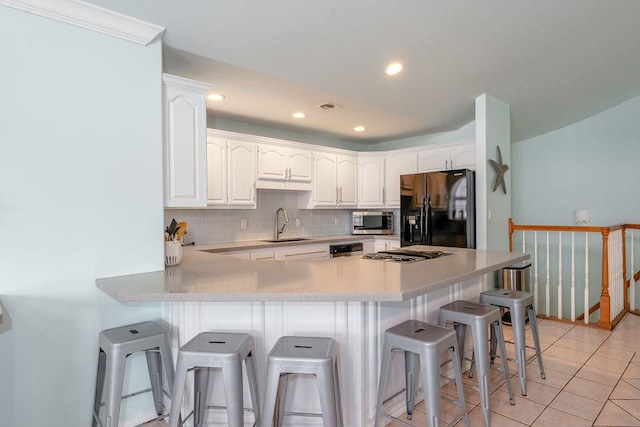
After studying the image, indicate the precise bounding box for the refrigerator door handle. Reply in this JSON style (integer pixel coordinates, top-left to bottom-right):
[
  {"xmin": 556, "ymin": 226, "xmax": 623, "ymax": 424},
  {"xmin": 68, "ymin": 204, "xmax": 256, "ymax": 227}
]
[{"xmin": 421, "ymin": 196, "xmax": 427, "ymax": 245}]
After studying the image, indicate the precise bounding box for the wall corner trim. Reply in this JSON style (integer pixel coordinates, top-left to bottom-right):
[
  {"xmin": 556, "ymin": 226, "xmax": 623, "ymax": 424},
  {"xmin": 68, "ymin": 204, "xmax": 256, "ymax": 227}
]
[{"xmin": 0, "ymin": 0, "xmax": 165, "ymax": 45}]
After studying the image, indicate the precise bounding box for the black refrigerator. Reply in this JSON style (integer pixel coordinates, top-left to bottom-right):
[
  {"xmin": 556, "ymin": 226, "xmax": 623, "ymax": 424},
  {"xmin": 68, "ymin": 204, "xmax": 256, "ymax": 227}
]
[{"xmin": 400, "ymin": 169, "xmax": 476, "ymax": 248}]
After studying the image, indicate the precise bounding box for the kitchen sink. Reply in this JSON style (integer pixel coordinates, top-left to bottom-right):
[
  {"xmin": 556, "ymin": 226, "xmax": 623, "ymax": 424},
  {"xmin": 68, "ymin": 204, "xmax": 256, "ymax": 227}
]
[{"xmin": 262, "ymin": 237, "xmax": 311, "ymax": 243}]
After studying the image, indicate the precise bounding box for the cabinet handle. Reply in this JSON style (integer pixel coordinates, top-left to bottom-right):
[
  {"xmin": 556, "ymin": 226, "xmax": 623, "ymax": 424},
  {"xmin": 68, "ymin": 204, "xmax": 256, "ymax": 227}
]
[
  {"xmin": 450, "ymin": 159, "xmax": 453, "ymax": 169},
  {"xmin": 336, "ymin": 187, "xmax": 339, "ymax": 205},
  {"xmin": 287, "ymin": 168, "xmax": 291, "ymax": 179},
  {"xmin": 284, "ymin": 250, "xmax": 327, "ymax": 257},
  {"xmin": 445, "ymin": 160, "xmax": 449, "ymax": 169},
  {"xmin": 339, "ymin": 187, "xmax": 343, "ymax": 204}
]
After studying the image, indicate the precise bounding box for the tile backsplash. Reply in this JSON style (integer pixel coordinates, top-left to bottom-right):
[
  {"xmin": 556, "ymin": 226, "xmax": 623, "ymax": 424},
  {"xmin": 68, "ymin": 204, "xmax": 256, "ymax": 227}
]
[{"xmin": 165, "ymin": 190, "xmax": 364, "ymax": 244}]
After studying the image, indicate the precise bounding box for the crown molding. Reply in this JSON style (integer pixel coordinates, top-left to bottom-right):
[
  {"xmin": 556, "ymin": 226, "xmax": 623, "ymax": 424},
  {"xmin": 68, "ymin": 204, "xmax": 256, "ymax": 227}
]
[{"xmin": 0, "ymin": 0, "xmax": 164, "ymax": 45}]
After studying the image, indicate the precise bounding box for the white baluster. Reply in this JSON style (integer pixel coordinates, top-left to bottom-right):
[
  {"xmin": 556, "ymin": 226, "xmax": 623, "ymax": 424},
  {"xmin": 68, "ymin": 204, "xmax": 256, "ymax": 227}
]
[
  {"xmin": 546, "ymin": 231, "xmax": 550, "ymax": 317},
  {"xmin": 584, "ymin": 232, "xmax": 589, "ymax": 325},
  {"xmin": 558, "ymin": 232, "xmax": 563, "ymax": 320},
  {"xmin": 571, "ymin": 232, "xmax": 576, "ymax": 322}
]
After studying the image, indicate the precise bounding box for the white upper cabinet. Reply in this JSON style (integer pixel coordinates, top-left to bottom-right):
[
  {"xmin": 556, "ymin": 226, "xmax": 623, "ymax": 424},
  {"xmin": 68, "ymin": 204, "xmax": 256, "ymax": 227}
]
[
  {"xmin": 206, "ymin": 136, "xmax": 227, "ymax": 205},
  {"xmin": 337, "ymin": 155, "xmax": 357, "ymax": 207},
  {"xmin": 312, "ymin": 152, "xmax": 338, "ymax": 207},
  {"xmin": 162, "ymin": 74, "xmax": 212, "ymax": 208},
  {"xmin": 207, "ymin": 131, "xmax": 256, "ymax": 208},
  {"xmin": 418, "ymin": 141, "xmax": 475, "ymax": 172},
  {"xmin": 358, "ymin": 152, "xmax": 417, "ymax": 208},
  {"xmin": 358, "ymin": 156, "xmax": 385, "ymax": 208},
  {"xmin": 257, "ymin": 144, "xmax": 312, "ymax": 190},
  {"xmin": 227, "ymin": 140, "xmax": 256, "ymax": 206},
  {"xmin": 299, "ymin": 151, "xmax": 357, "ymax": 208},
  {"xmin": 384, "ymin": 153, "xmax": 417, "ymax": 207}
]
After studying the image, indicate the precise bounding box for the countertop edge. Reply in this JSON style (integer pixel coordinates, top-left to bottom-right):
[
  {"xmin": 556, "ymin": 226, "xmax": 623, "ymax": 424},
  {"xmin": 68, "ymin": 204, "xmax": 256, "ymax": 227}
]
[
  {"xmin": 96, "ymin": 245, "xmax": 530, "ymax": 304},
  {"xmin": 188, "ymin": 234, "xmax": 398, "ymax": 253}
]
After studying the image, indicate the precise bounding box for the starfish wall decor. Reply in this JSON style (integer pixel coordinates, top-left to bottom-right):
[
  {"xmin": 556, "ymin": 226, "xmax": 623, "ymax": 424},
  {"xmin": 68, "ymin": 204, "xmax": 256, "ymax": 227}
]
[{"xmin": 488, "ymin": 145, "xmax": 509, "ymax": 194}]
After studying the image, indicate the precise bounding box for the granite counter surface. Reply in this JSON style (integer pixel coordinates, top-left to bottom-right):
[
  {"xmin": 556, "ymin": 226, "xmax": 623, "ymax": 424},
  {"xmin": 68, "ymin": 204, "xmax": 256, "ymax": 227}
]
[{"xmin": 96, "ymin": 244, "xmax": 528, "ymax": 303}]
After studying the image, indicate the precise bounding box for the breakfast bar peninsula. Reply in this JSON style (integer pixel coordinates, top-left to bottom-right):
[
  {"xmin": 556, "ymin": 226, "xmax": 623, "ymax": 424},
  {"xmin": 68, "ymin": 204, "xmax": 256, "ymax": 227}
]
[{"xmin": 97, "ymin": 244, "xmax": 527, "ymax": 426}]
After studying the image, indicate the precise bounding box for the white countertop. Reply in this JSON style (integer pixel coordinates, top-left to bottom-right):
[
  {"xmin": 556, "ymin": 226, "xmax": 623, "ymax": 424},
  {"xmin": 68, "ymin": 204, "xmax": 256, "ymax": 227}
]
[
  {"xmin": 96, "ymin": 243, "xmax": 528, "ymax": 303},
  {"xmin": 191, "ymin": 234, "xmax": 396, "ymax": 252}
]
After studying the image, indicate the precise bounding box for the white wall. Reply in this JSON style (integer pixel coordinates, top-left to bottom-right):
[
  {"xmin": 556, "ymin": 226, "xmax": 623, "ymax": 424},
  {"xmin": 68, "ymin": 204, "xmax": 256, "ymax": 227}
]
[
  {"xmin": 511, "ymin": 93, "xmax": 640, "ymax": 226},
  {"xmin": 475, "ymin": 94, "xmax": 511, "ymax": 251},
  {"xmin": 0, "ymin": 7, "xmax": 164, "ymax": 426}
]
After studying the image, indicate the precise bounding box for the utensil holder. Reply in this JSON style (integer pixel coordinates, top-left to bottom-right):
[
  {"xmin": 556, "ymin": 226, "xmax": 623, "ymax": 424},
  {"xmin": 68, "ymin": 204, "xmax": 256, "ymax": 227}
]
[{"xmin": 165, "ymin": 240, "xmax": 183, "ymax": 266}]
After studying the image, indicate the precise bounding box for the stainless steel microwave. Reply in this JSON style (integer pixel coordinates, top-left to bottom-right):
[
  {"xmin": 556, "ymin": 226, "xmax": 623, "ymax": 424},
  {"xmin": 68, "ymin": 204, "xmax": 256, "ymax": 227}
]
[{"xmin": 352, "ymin": 211, "xmax": 394, "ymax": 235}]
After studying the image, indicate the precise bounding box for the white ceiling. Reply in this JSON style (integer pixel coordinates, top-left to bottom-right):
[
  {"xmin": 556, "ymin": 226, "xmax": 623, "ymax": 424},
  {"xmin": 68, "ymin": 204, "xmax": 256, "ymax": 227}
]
[{"xmin": 87, "ymin": 0, "xmax": 640, "ymax": 144}]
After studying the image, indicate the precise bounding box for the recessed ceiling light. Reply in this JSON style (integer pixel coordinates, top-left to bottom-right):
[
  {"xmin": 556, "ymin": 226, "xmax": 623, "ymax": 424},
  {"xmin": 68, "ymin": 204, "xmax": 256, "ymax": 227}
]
[
  {"xmin": 207, "ymin": 93, "xmax": 225, "ymax": 101},
  {"xmin": 385, "ymin": 62, "xmax": 403, "ymax": 76},
  {"xmin": 292, "ymin": 112, "xmax": 306, "ymax": 119},
  {"xmin": 354, "ymin": 126, "xmax": 366, "ymax": 132}
]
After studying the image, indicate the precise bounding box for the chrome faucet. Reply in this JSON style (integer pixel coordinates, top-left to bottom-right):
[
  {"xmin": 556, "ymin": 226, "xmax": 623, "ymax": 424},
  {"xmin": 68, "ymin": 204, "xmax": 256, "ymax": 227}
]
[{"xmin": 274, "ymin": 207, "xmax": 289, "ymax": 240}]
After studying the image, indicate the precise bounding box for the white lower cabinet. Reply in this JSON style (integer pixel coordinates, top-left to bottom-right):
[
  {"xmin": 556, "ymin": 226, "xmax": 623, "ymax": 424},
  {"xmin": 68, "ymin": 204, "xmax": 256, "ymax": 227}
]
[
  {"xmin": 225, "ymin": 248, "xmax": 275, "ymax": 260},
  {"xmin": 222, "ymin": 243, "xmax": 330, "ymax": 261},
  {"xmin": 163, "ymin": 279, "xmax": 481, "ymax": 426},
  {"xmin": 275, "ymin": 244, "xmax": 329, "ymax": 261},
  {"xmin": 250, "ymin": 248, "xmax": 275, "ymax": 261},
  {"xmin": 374, "ymin": 238, "xmax": 400, "ymax": 252},
  {"xmin": 362, "ymin": 240, "xmax": 376, "ymax": 254}
]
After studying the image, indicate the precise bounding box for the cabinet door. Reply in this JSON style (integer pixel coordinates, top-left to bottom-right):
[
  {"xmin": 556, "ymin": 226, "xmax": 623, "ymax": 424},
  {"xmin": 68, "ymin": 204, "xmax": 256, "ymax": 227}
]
[
  {"xmin": 225, "ymin": 251, "xmax": 251, "ymax": 260},
  {"xmin": 384, "ymin": 154, "xmax": 417, "ymax": 207},
  {"xmin": 288, "ymin": 149, "xmax": 313, "ymax": 182},
  {"xmin": 257, "ymin": 145, "xmax": 287, "ymax": 181},
  {"xmin": 163, "ymin": 76, "xmax": 210, "ymax": 208},
  {"xmin": 375, "ymin": 238, "xmax": 400, "ymax": 252},
  {"xmin": 313, "ymin": 153, "xmax": 338, "ymax": 206},
  {"xmin": 337, "ymin": 155, "xmax": 357, "ymax": 207},
  {"xmin": 450, "ymin": 144, "xmax": 476, "ymax": 170},
  {"xmin": 206, "ymin": 136, "xmax": 227, "ymax": 205},
  {"xmin": 250, "ymin": 249, "xmax": 276, "ymax": 261},
  {"xmin": 358, "ymin": 157, "xmax": 385, "ymax": 207},
  {"xmin": 418, "ymin": 148, "xmax": 450, "ymax": 172},
  {"xmin": 276, "ymin": 244, "xmax": 330, "ymax": 261},
  {"xmin": 227, "ymin": 140, "xmax": 256, "ymax": 206}
]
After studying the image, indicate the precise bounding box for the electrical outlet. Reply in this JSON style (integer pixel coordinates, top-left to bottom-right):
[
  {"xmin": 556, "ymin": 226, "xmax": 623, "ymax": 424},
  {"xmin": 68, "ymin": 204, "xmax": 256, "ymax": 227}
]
[
  {"xmin": 240, "ymin": 218, "xmax": 247, "ymax": 230},
  {"xmin": 296, "ymin": 218, "xmax": 301, "ymax": 227},
  {"xmin": 334, "ymin": 217, "xmax": 339, "ymax": 225}
]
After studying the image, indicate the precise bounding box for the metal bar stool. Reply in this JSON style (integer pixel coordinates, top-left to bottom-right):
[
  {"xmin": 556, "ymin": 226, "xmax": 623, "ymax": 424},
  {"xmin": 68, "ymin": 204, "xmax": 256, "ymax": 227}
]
[
  {"xmin": 261, "ymin": 336, "xmax": 342, "ymax": 427},
  {"xmin": 374, "ymin": 320, "xmax": 469, "ymax": 427},
  {"xmin": 480, "ymin": 288, "xmax": 546, "ymax": 396},
  {"xmin": 92, "ymin": 321, "xmax": 175, "ymax": 427},
  {"xmin": 438, "ymin": 300, "xmax": 515, "ymax": 427},
  {"xmin": 168, "ymin": 332, "xmax": 261, "ymax": 427}
]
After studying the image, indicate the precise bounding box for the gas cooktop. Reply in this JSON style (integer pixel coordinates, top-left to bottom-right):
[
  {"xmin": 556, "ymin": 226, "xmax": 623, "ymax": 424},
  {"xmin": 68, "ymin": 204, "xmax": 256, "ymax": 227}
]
[{"xmin": 362, "ymin": 250, "xmax": 449, "ymax": 263}]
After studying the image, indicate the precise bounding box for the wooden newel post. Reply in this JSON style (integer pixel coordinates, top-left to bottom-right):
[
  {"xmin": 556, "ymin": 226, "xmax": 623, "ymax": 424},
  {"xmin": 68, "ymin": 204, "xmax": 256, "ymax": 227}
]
[
  {"xmin": 508, "ymin": 218, "xmax": 514, "ymax": 252},
  {"xmin": 598, "ymin": 229, "xmax": 612, "ymax": 330}
]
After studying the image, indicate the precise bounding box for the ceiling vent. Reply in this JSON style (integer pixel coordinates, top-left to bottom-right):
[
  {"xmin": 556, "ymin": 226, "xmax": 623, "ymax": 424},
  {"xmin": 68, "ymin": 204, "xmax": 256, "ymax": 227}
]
[{"xmin": 318, "ymin": 102, "xmax": 341, "ymax": 111}]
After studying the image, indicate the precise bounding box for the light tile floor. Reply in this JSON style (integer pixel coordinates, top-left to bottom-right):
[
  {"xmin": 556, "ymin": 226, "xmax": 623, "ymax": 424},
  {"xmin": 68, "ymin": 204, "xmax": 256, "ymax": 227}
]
[{"xmin": 142, "ymin": 313, "xmax": 640, "ymax": 426}]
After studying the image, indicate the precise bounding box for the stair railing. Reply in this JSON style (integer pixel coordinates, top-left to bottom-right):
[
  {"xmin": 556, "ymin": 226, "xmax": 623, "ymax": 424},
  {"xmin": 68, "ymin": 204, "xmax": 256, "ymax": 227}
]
[{"xmin": 508, "ymin": 219, "xmax": 640, "ymax": 330}]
